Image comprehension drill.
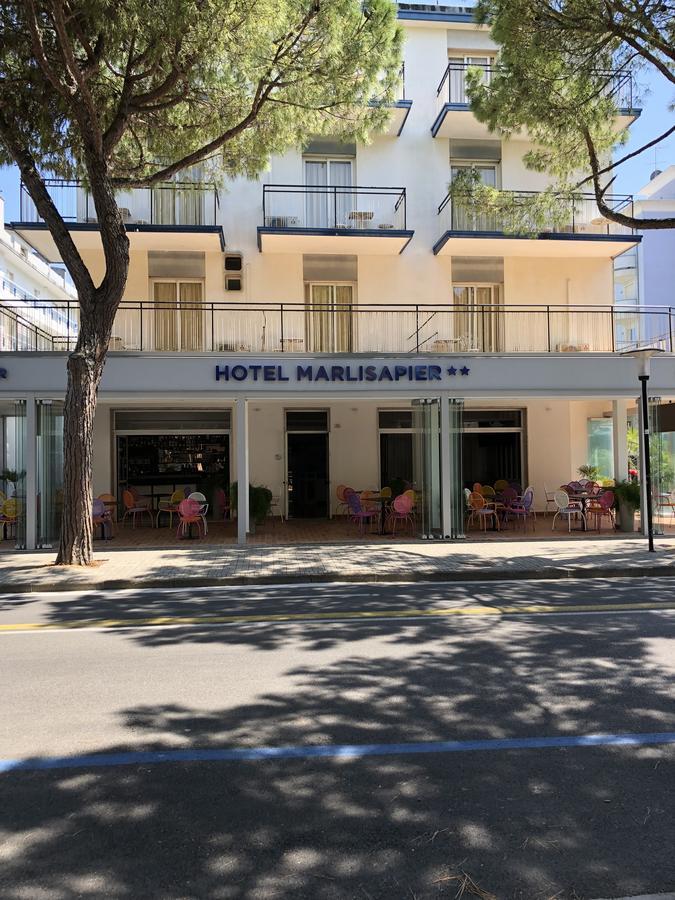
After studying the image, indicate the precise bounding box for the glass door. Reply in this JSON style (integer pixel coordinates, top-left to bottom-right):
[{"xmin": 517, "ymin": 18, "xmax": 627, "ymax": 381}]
[
  {"xmin": 36, "ymin": 400, "xmax": 64, "ymax": 548},
  {"xmin": 412, "ymin": 399, "xmax": 442, "ymax": 537},
  {"xmin": 304, "ymin": 159, "xmax": 353, "ymax": 228},
  {"xmin": 305, "ymin": 283, "xmax": 354, "ymax": 352},
  {"xmin": 452, "ymin": 284, "xmax": 502, "ymax": 352},
  {"xmin": 447, "ymin": 55, "xmax": 491, "ymax": 104},
  {"xmin": 153, "ymin": 280, "xmax": 204, "ymax": 351}
]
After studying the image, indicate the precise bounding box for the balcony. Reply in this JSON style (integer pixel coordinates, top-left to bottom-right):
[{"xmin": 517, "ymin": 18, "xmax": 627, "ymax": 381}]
[
  {"xmin": 433, "ymin": 190, "xmax": 640, "ymax": 258},
  {"xmin": 369, "ymin": 64, "xmax": 412, "ymax": 137},
  {"xmin": 2, "ymin": 300, "xmax": 670, "ymax": 356},
  {"xmin": 258, "ymin": 185, "xmax": 413, "ymax": 254},
  {"xmin": 11, "ymin": 179, "xmax": 224, "ymax": 262},
  {"xmin": 431, "ymin": 63, "xmax": 641, "ymax": 139}
]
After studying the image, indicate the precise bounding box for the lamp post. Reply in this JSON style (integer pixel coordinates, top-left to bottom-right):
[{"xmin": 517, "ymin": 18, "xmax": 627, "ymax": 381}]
[{"xmin": 621, "ymin": 347, "xmax": 664, "ymax": 552}]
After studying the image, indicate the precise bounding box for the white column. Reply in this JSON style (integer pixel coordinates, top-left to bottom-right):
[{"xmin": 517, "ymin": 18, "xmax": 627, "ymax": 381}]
[
  {"xmin": 235, "ymin": 398, "xmax": 249, "ymax": 545},
  {"xmin": 440, "ymin": 395, "xmax": 452, "ymax": 540},
  {"xmin": 612, "ymin": 399, "xmax": 629, "ymax": 483},
  {"xmin": 24, "ymin": 398, "xmax": 37, "ymax": 550}
]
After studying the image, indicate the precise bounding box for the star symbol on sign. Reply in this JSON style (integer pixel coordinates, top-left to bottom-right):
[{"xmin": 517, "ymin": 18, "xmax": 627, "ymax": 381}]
[
  {"xmin": 460, "ymin": 366, "xmax": 470, "ymax": 376},
  {"xmin": 447, "ymin": 366, "xmax": 457, "ymax": 376}
]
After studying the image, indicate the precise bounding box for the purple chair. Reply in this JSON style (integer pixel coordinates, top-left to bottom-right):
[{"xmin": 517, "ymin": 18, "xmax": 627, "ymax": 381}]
[
  {"xmin": 92, "ymin": 498, "xmax": 113, "ymax": 540},
  {"xmin": 506, "ymin": 487, "xmax": 535, "ymax": 531},
  {"xmin": 346, "ymin": 491, "xmax": 378, "ymax": 535},
  {"xmin": 589, "ymin": 490, "xmax": 615, "ymax": 531}
]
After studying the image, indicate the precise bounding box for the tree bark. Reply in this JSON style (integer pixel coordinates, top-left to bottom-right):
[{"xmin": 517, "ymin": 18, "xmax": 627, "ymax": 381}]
[{"xmin": 56, "ymin": 344, "xmax": 105, "ymax": 566}]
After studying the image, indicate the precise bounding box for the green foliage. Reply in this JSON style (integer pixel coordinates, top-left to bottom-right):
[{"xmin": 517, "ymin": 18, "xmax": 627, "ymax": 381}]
[
  {"xmin": 627, "ymin": 427, "xmax": 675, "ymax": 491},
  {"xmin": 230, "ymin": 482, "xmax": 273, "ymax": 524},
  {"xmin": 465, "ymin": 1, "xmax": 675, "ymax": 228},
  {"xmin": 448, "ymin": 167, "xmax": 578, "ymax": 236},
  {"xmin": 0, "ymin": 0, "xmax": 402, "ymax": 185},
  {"xmin": 577, "ymin": 464, "xmax": 601, "ymax": 481},
  {"xmin": 1, "ymin": 469, "xmax": 25, "ymax": 485},
  {"xmin": 613, "ymin": 479, "xmax": 641, "ymax": 510}
]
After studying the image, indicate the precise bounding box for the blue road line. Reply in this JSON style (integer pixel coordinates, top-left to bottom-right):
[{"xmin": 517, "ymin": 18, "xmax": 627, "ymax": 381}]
[{"xmin": 2, "ymin": 731, "xmax": 675, "ymax": 774}]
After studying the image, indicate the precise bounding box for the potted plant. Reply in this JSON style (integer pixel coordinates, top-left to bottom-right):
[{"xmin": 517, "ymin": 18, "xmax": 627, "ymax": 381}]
[
  {"xmin": 230, "ymin": 482, "xmax": 273, "ymax": 534},
  {"xmin": 577, "ymin": 464, "xmax": 601, "ymax": 482},
  {"xmin": 613, "ymin": 479, "xmax": 641, "ymax": 533}
]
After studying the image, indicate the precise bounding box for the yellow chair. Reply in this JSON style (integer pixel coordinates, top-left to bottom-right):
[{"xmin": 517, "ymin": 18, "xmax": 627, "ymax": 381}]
[
  {"xmin": 0, "ymin": 497, "xmax": 19, "ymax": 541},
  {"xmin": 480, "ymin": 485, "xmax": 496, "ymax": 498},
  {"xmin": 156, "ymin": 489, "xmax": 186, "ymax": 528},
  {"xmin": 494, "ymin": 479, "xmax": 509, "ymax": 493}
]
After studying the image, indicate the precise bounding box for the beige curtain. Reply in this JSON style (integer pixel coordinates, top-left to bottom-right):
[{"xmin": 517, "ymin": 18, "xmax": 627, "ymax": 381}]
[
  {"xmin": 180, "ymin": 282, "xmax": 204, "ymax": 350},
  {"xmin": 334, "ymin": 284, "xmax": 354, "ymax": 352},
  {"xmin": 305, "ymin": 284, "xmax": 354, "ymax": 352},
  {"xmin": 154, "ymin": 282, "xmax": 178, "ymax": 350},
  {"xmin": 452, "ymin": 284, "xmax": 502, "ymax": 352}
]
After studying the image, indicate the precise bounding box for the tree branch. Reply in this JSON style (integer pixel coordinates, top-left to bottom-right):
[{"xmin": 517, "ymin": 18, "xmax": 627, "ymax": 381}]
[{"xmin": 574, "ymin": 121, "xmax": 675, "ymax": 191}]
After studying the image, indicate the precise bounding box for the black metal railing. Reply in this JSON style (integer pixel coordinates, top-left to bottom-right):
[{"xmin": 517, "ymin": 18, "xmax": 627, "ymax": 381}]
[
  {"xmin": 261, "ymin": 185, "xmax": 407, "ymax": 231},
  {"xmin": 436, "ymin": 61, "xmax": 637, "ymax": 112},
  {"xmin": 2, "ymin": 301, "xmax": 672, "ymax": 355},
  {"xmin": 19, "ymin": 178, "xmax": 219, "ymax": 227},
  {"xmin": 438, "ymin": 190, "xmax": 636, "ymax": 236}
]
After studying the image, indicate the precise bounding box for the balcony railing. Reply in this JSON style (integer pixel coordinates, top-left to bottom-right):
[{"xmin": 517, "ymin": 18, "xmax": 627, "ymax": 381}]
[
  {"xmin": 436, "ymin": 62, "xmax": 637, "ymax": 115},
  {"xmin": 261, "ymin": 185, "xmax": 407, "ymax": 231},
  {"xmin": 19, "ymin": 179, "xmax": 219, "ymax": 227},
  {"xmin": 438, "ymin": 190, "xmax": 636, "ymax": 237},
  {"xmin": 2, "ymin": 301, "xmax": 672, "ymax": 355}
]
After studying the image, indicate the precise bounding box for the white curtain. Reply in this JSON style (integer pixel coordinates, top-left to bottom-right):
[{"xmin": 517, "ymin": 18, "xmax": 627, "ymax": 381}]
[
  {"xmin": 305, "ymin": 161, "xmax": 327, "ymax": 227},
  {"xmin": 330, "ymin": 161, "xmax": 353, "ymax": 228}
]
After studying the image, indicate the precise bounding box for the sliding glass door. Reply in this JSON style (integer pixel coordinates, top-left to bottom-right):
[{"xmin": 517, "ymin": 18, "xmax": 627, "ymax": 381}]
[
  {"xmin": 305, "ymin": 283, "xmax": 354, "ymax": 352},
  {"xmin": 304, "ymin": 159, "xmax": 353, "ymax": 228},
  {"xmin": 153, "ymin": 280, "xmax": 204, "ymax": 351},
  {"xmin": 452, "ymin": 283, "xmax": 502, "ymax": 352}
]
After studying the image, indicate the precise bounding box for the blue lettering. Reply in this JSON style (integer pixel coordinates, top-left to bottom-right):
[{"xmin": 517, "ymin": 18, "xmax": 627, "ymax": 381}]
[
  {"xmin": 0, "ymin": 368, "xmax": 7, "ymax": 379},
  {"xmin": 231, "ymin": 365, "xmax": 248, "ymax": 381},
  {"xmin": 429, "ymin": 365, "xmax": 442, "ymax": 381},
  {"xmin": 365, "ymin": 366, "xmax": 377, "ymax": 382},
  {"xmin": 297, "ymin": 365, "xmax": 313, "ymax": 381},
  {"xmin": 215, "ymin": 365, "xmax": 229, "ymax": 381},
  {"xmin": 278, "ymin": 366, "xmax": 289, "ymax": 382},
  {"xmin": 345, "ymin": 366, "xmax": 358, "ymax": 382},
  {"xmin": 249, "ymin": 365, "xmax": 262, "ymax": 381},
  {"xmin": 331, "ymin": 366, "xmax": 344, "ymax": 382},
  {"xmin": 315, "ymin": 366, "xmax": 329, "ymax": 381},
  {"xmin": 378, "ymin": 366, "xmax": 393, "ymax": 381},
  {"xmin": 263, "ymin": 366, "xmax": 277, "ymax": 382},
  {"xmin": 414, "ymin": 365, "xmax": 427, "ymax": 381},
  {"xmin": 394, "ymin": 365, "xmax": 407, "ymax": 381}
]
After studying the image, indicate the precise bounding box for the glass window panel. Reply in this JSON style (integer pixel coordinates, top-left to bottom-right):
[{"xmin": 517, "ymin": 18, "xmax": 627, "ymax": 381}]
[
  {"xmin": 587, "ymin": 417, "xmax": 614, "ymax": 479},
  {"xmin": 379, "ymin": 410, "xmax": 414, "ymax": 429},
  {"xmin": 463, "ymin": 410, "xmax": 522, "ymax": 428},
  {"xmin": 286, "ymin": 411, "xmax": 329, "ymax": 432}
]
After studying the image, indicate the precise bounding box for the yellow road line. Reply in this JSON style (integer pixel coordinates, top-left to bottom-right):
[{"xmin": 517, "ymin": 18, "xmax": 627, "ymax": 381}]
[{"xmin": 1, "ymin": 600, "xmax": 674, "ymax": 632}]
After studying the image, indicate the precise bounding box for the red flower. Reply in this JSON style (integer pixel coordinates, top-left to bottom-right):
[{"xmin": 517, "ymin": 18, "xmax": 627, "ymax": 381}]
[{"xmin": 628, "ymin": 468, "xmax": 638, "ymax": 476}]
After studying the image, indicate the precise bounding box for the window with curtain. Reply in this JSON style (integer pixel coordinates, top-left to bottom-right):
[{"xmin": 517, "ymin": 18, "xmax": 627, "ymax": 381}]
[
  {"xmin": 452, "ymin": 283, "xmax": 503, "ymax": 352},
  {"xmin": 153, "ymin": 280, "xmax": 204, "ymax": 351},
  {"xmin": 447, "ymin": 55, "xmax": 492, "ymax": 104},
  {"xmin": 303, "ymin": 158, "xmax": 353, "ymax": 228},
  {"xmin": 305, "ymin": 283, "xmax": 354, "ymax": 352}
]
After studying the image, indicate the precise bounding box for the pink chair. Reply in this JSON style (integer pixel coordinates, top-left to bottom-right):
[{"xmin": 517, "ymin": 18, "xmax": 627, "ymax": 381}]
[
  {"xmin": 589, "ymin": 490, "xmax": 615, "ymax": 531},
  {"xmin": 346, "ymin": 491, "xmax": 377, "ymax": 534},
  {"xmin": 176, "ymin": 498, "xmax": 204, "ymax": 539},
  {"xmin": 386, "ymin": 492, "xmax": 415, "ymax": 536},
  {"xmin": 214, "ymin": 487, "xmax": 230, "ymax": 520}
]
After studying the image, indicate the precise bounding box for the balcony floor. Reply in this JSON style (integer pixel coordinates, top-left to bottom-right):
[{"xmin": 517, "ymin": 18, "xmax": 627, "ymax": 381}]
[
  {"xmin": 433, "ymin": 230, "xmax": 641, "ymax": 258},
  {"xmin": 257, "ymin": 227, "xmax": 414, "ymax": 255}
]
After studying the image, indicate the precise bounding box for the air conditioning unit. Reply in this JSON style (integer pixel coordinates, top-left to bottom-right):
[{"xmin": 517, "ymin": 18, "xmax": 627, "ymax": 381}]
[{"xmin": 224, "ymin": 253, "xmax": 243, "ymax": 292}]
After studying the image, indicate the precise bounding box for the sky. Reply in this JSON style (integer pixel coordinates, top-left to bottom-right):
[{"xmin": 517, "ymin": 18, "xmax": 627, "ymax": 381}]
[{"xmin": 0, "ymin": 59, "xmax": 672, "ymax": 217}]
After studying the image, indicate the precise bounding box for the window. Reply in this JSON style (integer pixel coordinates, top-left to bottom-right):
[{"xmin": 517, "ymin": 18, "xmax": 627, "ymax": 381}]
[
  {"xmin": 305, "ymin": 282, "xmax": 354, "ymax": 352},
  {"xmin": 452, "ymin": 283, "xmax": 503, "ymax": 352},
  {"xmin": 152, "ymin": 279, "xmax": 204, "ymax": 351},
  {"xmin": 447, "ymin": 55, "xmax": 494, "ymax": 105},
  {"xmin": 304, "ymin": 157, "xmax": 353, "ymax": 228},
  {"xmin": 588, "ymin": 418, "xmax": 614, "ymax": 479},
  {"xmin": 286, "ymin": 410, "xmax": 329, "ymax": 432}
]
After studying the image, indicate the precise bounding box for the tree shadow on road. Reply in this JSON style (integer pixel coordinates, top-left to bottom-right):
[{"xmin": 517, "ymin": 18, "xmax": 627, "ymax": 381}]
[{"xmin": 2, "ymin": 604, "xmax": 674, "ymax": 899}]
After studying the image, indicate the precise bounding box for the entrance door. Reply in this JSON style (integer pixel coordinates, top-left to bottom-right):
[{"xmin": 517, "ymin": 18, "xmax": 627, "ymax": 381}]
[
  {"xmin": 153, "ymin": 280, "xmax": 204, "ymax": 351},
  {"xmin": 285, "ymin": 410, "xmax": 329, "ymax": 518},
  {"xmin": 304, "ymin": 159, "xmax": 353, "ymax": 228}
]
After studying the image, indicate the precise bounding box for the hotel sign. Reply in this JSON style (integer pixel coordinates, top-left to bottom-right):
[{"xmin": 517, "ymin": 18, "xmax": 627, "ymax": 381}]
[{"xmin": 215, "ymin": 363, "xmax": 470, "ymax": 384}]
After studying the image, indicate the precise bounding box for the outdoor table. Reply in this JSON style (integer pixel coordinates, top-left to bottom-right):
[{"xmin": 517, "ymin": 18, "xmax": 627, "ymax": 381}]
[
  {"xmin": 566, "ymin": 490, "xmax": 602, "ymax": 531},
  {"xmin": 366, "ymin": 493, "xmax": 390, "ymax": 535}
]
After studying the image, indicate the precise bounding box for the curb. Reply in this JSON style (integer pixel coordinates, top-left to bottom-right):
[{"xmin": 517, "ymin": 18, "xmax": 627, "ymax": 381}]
[{"xmin": 4, "ymin": 563, "xmax": 675, "ymax": 594}]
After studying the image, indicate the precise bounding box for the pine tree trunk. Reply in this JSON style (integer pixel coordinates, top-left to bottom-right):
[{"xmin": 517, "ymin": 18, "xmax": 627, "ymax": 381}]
[{"xmin": 55, "ymin": 341, "xmax": 105, "ymax": 565}]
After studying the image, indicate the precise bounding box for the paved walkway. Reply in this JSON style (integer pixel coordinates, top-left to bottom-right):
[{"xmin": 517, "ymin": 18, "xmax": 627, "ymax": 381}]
[{"xmin": 1, "ymin": 535, "xmax": 675, "ymax": 593}]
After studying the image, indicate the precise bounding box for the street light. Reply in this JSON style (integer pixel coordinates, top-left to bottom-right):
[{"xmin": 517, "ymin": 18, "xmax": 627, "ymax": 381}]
[{"xmin": 621, "ymin": 347, "xmax": 664, "ymax": 552}]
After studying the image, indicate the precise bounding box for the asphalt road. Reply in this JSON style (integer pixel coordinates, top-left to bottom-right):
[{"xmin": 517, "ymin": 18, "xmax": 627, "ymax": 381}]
[{"xmin": 0, "ymin": 578, "xmax": 674, "ymax": 899}]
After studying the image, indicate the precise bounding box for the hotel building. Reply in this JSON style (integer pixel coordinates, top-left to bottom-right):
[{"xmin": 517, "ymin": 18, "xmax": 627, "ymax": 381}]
[{"xmin": 1, "ymin": 2, "xmax": 673, "ymax": 549}]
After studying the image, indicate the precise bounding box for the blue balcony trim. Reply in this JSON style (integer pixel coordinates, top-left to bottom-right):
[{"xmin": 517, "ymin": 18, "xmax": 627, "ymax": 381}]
[
  {"xmin": 618, "ymin": 107, "xmax": 642, "ymax": 121},
  {"xmin": 431, "ymin": 103, "xmax": 474, "ymax": 138},
  {"xmin": 395, "ymin": 100, "xmax": 413, "ymax": 136},
  {"xmin": 397, "ymin": 9, "xmax": 474, "ymax": 23},
  {"xmin": 433, "ymin": 229, "xmax": 642, "ymax": 255},
  {"xmin": 11, "ymin": 220, "xmax": 226, "ymax": 251},
  {"xmin": 257, "ymin": 226, "xmax": 414, "ymax": 254}
]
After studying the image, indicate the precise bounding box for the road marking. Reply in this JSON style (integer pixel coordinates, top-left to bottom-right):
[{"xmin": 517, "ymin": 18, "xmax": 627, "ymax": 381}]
[
  {"xmin": 0, "ymin": 600, "xmax": 674, "ymax": 633},
  {"xmin": 2, "ymin": 731, "xmax": 674, "ymax": 774}
]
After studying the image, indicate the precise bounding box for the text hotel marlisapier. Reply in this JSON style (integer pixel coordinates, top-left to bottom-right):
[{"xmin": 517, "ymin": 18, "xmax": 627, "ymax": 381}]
[{"xmin": 215, "ymin": 363, "xmax": 471, "ymax": 384}]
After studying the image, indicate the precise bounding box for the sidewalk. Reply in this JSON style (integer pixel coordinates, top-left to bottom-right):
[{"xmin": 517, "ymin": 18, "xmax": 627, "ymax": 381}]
[{"xmin": 1, "ymin": 535, "xmax": 675, "ymax": 593}]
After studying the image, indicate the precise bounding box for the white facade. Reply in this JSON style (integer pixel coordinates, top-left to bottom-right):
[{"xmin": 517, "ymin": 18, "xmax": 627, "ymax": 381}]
[
  {"xmin": 634, "ymin": 166, "xmax": 675, "ymax": 309},
  {"xmin": 2, "ymin": 7, "xmax": 666, "ymax": 549}
]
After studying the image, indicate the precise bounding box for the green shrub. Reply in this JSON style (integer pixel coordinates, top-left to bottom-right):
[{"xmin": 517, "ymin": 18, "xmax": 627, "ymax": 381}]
[{"xmin": 613, "ymin": 479, "xmax": 641, "ymax": 510}]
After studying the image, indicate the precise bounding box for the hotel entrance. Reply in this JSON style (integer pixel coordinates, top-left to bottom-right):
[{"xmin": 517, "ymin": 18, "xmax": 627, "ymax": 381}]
[{"xmin": 285, "ymin": 409, "xmax": 329, "ymax": 518}]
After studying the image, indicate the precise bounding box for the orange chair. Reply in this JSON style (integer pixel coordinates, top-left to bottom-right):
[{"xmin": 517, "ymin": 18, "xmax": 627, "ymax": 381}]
[
  {"xmin": 467, "ymin": 491, "xmax": 500, "ymax": 531},
  {"xmin": 0, "ymin": 498, "xmax": 19, "ymax": 541},
  {"xmin": 121, "ymin": 489, "xmax": 153, "ymax": 528}
]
